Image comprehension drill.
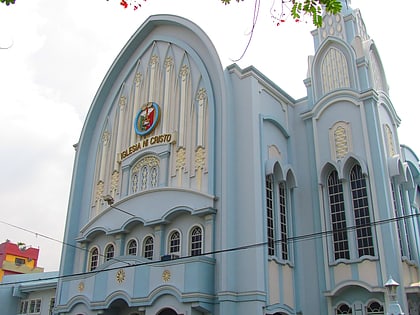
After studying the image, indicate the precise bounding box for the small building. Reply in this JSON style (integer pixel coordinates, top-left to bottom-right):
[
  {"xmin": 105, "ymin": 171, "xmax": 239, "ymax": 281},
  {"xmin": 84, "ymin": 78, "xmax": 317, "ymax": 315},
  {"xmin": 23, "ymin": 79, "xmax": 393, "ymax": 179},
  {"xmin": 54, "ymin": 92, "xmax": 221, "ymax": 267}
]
[
  {"xmin": 0, "ymin": 241, "xmax": 44, "ymax": 282},
  {"xmin": 0, "ymin": 271, "xmax": 57, "ymax": 315}
]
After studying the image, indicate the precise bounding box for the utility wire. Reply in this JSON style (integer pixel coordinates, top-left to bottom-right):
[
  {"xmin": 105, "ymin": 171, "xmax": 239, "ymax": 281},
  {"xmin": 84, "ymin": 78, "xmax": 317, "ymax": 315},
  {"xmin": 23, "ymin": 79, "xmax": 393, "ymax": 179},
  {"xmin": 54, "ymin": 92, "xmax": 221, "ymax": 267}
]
[
  {"xmin": 0, "ymin": 212, "xmax": 419, "ymax": 286},
  {"xmin": 0, "ymin": 220, "xmax": 132, "ymax": 267}
]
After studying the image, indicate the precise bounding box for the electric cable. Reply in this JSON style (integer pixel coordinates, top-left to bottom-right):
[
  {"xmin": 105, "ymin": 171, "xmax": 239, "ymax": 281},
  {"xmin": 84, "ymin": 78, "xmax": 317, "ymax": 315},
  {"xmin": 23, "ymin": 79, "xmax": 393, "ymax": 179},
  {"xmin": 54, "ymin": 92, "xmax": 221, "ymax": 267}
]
[{"xmin": 0, "ymin": 211, "xmax": 419, "ymax": 286}]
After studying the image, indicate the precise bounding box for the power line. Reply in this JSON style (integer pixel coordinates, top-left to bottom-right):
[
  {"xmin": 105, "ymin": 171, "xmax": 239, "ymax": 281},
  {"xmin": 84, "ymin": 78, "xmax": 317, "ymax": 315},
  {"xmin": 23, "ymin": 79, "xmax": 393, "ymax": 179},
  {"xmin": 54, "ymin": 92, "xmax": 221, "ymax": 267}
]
[
  {"xmin": 0, "ymin": 212, "xmax": 418, "ymax": 286},
  {"xmin": 0, "ymin": 220, "xmax": 132, "ymax": 267}
]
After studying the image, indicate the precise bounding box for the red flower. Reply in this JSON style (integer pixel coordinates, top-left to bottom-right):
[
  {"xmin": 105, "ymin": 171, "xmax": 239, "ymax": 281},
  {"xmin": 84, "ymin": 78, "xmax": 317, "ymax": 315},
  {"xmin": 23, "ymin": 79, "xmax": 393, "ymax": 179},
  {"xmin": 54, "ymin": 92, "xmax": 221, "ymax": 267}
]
[{"xmin": 120, "ymin": 0, "xmax": 128, "ymax": 8}]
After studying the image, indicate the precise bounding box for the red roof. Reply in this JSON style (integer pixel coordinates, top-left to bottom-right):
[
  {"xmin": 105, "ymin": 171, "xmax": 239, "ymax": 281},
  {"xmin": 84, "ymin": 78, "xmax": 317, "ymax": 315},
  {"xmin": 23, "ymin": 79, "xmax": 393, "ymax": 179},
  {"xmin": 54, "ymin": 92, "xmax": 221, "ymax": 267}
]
[{"xmin": 0, "ymin": 241, "xmax": 39, "ymax": 263}]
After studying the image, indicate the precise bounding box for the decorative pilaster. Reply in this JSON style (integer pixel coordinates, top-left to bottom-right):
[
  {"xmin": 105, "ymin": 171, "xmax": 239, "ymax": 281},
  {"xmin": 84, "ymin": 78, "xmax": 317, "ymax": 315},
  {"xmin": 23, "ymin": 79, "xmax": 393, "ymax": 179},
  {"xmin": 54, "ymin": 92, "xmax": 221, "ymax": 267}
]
[
  {"xmin": 99, "ymin": 130, "xmax": 110, "ymax": 182},
  {"xmin": 130, "ymin": 71, "xmax": 143, "ymax": 146},
  {"xmin": 162, "ymin": 57, "xmax": 174, "ymax": 134},
  {"xmin": 195, "ymin": 146, "xmax": 206, "ymax": 191},
  {"xmin": 110, "ymin": 171, "xmax": 120, "ymax": 199},
  {"xmin": 115, "ymin": 95, "xmax": 126, "ymax": 170},
  {"xmin": 176, "ymin": 147, "xmax": 186, "ymax": 187},
  {"xmin": 196, "ymin": 88, "xmax": 207, "ymax": 147},
  {"xmin": 178, "ymin": 64, "xmax": 190, "ymax": 147}
]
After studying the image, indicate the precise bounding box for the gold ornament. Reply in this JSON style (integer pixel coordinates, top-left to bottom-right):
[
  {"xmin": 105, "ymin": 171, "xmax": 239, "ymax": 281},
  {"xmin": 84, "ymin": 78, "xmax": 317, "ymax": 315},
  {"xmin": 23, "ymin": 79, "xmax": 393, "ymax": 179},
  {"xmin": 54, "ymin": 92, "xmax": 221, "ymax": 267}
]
[
  {"xmin": 116, "ymin": 269, "xmax": 126, "ymax": 283},
  {"xmin": 162, "ymin": 270, "xmax": 171, "ymax": 282}
]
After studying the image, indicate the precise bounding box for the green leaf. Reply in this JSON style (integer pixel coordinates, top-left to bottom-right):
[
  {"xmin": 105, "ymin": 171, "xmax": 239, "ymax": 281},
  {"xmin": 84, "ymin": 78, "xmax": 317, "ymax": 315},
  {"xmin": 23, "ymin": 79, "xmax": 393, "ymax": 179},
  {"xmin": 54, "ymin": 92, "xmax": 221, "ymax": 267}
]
[{"xmin": 0, "ymin": 0, "xmax": 16, "ymax": 5}]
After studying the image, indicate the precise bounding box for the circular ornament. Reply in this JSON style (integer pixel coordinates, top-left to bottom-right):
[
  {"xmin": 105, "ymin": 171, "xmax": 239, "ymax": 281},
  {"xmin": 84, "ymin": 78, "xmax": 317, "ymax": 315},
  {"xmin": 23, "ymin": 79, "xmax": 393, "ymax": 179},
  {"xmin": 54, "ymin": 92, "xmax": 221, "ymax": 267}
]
[
  {"xmin": 162, "ymin": 269, "xmax": 171, "ymax": 282},
  {"xmin": 116, "ymin": 269, "xmax": 126, "ymax": 283},
  {"xmin": 134, "ymin": 102, "xmax": 161, "ymax": 136}
]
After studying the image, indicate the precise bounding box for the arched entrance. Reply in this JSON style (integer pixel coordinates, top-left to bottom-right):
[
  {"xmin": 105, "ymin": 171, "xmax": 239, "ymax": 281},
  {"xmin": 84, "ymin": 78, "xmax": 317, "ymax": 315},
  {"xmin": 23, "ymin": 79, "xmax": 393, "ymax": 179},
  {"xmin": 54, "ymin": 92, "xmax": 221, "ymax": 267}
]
[{"xmin": 157, "ymin": 308, "xmax": 178, "ymax": 315}]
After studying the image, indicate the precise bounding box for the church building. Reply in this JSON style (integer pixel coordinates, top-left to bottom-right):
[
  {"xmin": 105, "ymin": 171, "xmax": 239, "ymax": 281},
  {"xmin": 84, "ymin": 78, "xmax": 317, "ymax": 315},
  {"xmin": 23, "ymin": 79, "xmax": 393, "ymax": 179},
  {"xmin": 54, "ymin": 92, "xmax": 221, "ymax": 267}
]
[{"xmin": 54, "ymin": 2, "xmax": 420, "ymax": 314}]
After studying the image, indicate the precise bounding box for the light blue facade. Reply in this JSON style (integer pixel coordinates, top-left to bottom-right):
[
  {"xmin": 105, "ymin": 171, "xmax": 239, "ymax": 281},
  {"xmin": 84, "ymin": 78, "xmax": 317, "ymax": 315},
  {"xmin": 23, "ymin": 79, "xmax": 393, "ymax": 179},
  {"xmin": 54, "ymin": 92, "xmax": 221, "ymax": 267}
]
[{"xmin": 50, "ymin": 4, "xmax": 420, "ymax": 315}]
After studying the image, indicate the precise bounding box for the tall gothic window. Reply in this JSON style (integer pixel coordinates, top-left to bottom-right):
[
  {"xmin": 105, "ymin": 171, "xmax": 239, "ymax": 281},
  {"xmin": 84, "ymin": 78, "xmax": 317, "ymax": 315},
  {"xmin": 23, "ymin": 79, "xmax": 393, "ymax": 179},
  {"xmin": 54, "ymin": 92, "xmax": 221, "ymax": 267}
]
[
  {"xmin": 265, "ymin": 172, "xmax": 291, "ymax": 261},
  {"xmin": 327, "ymin": 164, "xmax": 376, "ymax": 262},
  {"xmin": 266, "ymin": 175, "xmax": 275, "ymax": 256},
  {"xmin": 391, "ymin": 182, "xmax": 404, "ymax": 257},
  {"xmin": 328, "ymin": 170, "xmax": 350, "ymax": 260},
  {"xmin": 350, "ymin": 165, "xmax": 374, "ymax": 257},
  {"xmin": 399, "ymin": 187, "xmax": 413, "ymax": 259},
  {"xmin": 279, "ymin": 182, "xmax": 288, "ymax": 260}
]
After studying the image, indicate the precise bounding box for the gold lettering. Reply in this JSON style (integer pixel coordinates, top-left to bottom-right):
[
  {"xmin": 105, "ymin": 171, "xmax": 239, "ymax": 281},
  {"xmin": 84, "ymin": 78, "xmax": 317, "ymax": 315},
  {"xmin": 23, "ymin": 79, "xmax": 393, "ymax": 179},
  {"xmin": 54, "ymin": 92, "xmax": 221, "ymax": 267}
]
[{"xmin": 120, "ymin": 134, "xmax": 173, "ymax": 161}]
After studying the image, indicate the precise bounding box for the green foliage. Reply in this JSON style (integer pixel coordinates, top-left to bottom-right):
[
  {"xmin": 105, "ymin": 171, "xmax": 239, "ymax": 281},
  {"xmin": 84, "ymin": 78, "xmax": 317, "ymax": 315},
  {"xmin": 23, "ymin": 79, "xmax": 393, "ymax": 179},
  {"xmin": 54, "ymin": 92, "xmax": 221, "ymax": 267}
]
[
  {"xmin": 0, "ymin": 0, "xmax": 16, "ymax": 6},
  {"xmin": 290, "ymin": 0, "xmax": 342, "ymax": 27},
  {"xmin": 220, "ymin": 0, "xmax": 244, "ymax": 4},
  {"xmin": 220, "ymin": 0, "xmax": 342, "ymax": 27}
]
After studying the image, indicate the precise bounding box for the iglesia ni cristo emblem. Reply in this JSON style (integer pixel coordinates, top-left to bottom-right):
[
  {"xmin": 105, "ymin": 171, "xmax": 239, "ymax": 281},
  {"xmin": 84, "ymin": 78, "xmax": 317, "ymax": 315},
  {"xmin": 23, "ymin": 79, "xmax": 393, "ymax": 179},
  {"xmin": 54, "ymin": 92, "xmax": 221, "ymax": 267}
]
[{"xmin": 134, "ymin": 102, "xmax": 160, "ymax": 136}]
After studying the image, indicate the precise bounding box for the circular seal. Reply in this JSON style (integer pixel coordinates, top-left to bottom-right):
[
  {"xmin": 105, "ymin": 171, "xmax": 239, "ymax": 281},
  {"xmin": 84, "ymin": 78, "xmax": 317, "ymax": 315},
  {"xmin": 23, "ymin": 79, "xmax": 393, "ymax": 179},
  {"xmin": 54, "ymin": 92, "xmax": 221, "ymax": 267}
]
[{"xmin": 134, "ymin": 102, "xmax": 160, "ymax": 136}]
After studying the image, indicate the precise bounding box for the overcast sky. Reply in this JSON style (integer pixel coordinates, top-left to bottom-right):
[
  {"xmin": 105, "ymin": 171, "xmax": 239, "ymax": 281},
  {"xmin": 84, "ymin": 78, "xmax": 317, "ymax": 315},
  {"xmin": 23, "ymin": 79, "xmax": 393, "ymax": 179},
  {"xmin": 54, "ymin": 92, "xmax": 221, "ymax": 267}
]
[{"xmin": 0, "ymin": 0, "xmax": 418, "ymax": 272}]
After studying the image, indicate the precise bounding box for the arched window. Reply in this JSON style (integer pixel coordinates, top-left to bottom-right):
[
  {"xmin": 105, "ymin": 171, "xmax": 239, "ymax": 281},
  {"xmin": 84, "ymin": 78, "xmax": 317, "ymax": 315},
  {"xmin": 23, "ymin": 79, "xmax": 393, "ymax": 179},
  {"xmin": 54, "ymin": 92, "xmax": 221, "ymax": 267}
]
[
  {"xmin": 366, "ymin": 301, "xmax": 384, "ymax": 314},
  {"xmin": 350, "ymin": 164, "xmax": 374, "ymax": 257},
  {"xmin": 105, "ymin": 244, "xmax": 115, "ymax": 261},
  {"xmin": 190, "ymin": 226, "xmax": 203, "ymax": 256},
  {"xmin": 131, "ymin": 156, "xmax": 160, "ymax": 193},
  {"xmin": 266, "ymin": 175, "xmax": 275, "ymax": 256},
  {"xmin": 127, "ymin": 239, "xmax": 137, "ymax": 256},
  {"xmin": 265, "ymin": 171, "xmax": 291, "ymax": 261},
  {"xmin": 157, "ymin": 308, "xmax": 177, "ymax": 315},
  {"xmin": 89, "ymin": 247, "xmax": 99, "ymax": 271},
  {"xmin": 398, "ymin": 185, "xmax": 413, "ymax": 260},
  {"xmin": 336, "ymin": 303, "xmax": 352, "ymax": 314},
  {"xmin": 169, "ymin": 231, "xmax": 181, "ymax": 255},
  {"xmin": 279, "ymin": 182, "xmax": 288, "ymax": 260},
  {"xmin": 327, "ymin": 170, "xmax": 350, "ymax": 260},
  {"xmin": 143, "ymin": 236, "xmax": 154, "ymax": 260},
  {"xmin": 321, "ymin": 47, "xmax": 350, "ymax": 95}
]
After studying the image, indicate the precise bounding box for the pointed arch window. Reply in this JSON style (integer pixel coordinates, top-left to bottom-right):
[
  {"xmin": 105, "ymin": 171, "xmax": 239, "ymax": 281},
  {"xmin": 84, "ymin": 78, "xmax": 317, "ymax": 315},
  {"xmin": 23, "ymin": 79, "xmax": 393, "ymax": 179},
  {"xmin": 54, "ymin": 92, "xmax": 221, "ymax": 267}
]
[
  {"xmin": 350, "ymin": 165, "xmax": 375, "ymax": 257},
  {"xmin": 266, "ymin": 175, "xmax": 275, "ymax": 256},
  {"xmin": 143, "ymin": 236, "xmax": 154, "ymax": 260},
  {"xmin": 398, "ymin": 186, "xmax": 413, "ymax": 260},
  {"xmin": 279, "ymin": 182, "xmax": 288, "ymax": 260},
  {"xmin": 326, "ymin": 164, "xmax": 376, "ymax": 262},
  {"xmin": 328, "ymin": 170, "xmax": 350, "ymax": 260},
  {"xmin": 190, "ymin": 226, "xmax": 203, "ymax": 256},
  {"xmin": 391, "ymin": 182, "xmax": 404, "ymax": 257},
  {"xmin": 89, "ymin": 247, "xmax": 99, "ymax": 271},
  {"xmin": 321, "ymin": 47, "xmax": 350, "ymax": 95},
  {"xmin": 265, "ymin": 168, "xmax": 293, "ymax": 262}
]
